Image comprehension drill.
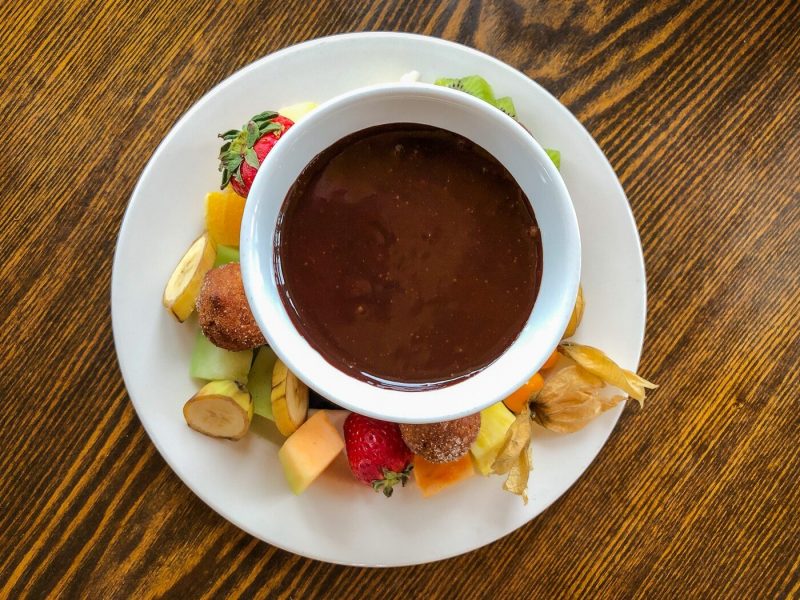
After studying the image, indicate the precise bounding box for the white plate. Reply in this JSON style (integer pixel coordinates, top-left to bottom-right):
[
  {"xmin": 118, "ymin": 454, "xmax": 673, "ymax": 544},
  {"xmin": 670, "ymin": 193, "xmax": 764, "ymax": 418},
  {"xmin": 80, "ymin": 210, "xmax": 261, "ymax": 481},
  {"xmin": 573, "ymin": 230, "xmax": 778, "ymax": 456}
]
[{"xmin": 112, "ymin": 33, "xmax": 646, "ymax": 567}]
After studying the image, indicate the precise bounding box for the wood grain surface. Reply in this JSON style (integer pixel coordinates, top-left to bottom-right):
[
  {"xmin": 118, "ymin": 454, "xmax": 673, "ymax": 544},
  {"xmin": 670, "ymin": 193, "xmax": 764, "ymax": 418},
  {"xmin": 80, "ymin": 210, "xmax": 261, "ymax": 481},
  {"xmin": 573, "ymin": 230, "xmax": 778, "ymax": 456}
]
[{"xmin": 1, "ymin": 0, "xmax": 798, "ymax": 597}]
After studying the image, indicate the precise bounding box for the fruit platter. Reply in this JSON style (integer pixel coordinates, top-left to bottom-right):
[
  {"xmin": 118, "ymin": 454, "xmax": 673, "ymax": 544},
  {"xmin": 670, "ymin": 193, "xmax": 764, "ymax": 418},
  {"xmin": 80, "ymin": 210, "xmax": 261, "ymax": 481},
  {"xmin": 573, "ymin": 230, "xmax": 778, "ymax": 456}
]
[{"xmin": 112, "ymin": 33, "xmax": 653, "ymax": 565}]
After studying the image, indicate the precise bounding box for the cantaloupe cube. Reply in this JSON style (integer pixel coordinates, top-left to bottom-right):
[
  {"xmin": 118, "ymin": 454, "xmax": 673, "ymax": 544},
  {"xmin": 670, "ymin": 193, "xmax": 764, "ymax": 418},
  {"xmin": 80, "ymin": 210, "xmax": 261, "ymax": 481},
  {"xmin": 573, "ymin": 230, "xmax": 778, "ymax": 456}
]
[
  {"xmin": 205, "ymin": 187, "xmax": 246, "ymax": 247},
  {"xmin": 414, "ymin": 454, "xmax": 475, "ymax": 497},
  {"xmin": 278, "ymin": 410, "xmax": 344, "ymax": 495}
]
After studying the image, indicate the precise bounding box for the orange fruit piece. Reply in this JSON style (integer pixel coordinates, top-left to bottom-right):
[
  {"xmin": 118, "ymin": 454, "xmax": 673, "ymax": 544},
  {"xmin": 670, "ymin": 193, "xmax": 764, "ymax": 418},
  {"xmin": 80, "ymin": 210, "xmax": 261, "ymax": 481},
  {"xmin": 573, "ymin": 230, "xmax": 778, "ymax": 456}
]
[
  {"xmin": 414, "ymin": 453, "xmax": 475, "ymax": 498},
  {"xmin": 503, "ymin": 372, "xmax": 545, "ymax": 414},
  {"xmin": 205, "ymin": 186, "xmax": 246, "ymax": 247},
  {"xmin": 541, "ymin": 349, "xmax": 561, "ymax": 370}
]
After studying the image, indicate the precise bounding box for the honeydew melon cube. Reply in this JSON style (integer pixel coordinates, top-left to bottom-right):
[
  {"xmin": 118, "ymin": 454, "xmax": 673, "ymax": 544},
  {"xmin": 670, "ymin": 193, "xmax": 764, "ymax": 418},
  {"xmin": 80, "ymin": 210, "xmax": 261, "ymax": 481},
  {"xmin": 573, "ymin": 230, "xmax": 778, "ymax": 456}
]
[
  {"xmin": 213, "ymin": 244, "xmax": 240, "ymax": 267},
  {"xmin": 189, "ymin": 330, "xmax": 252, "ymax": 383},
  {"xmin": 248, "ymin": 346, "xmax": 278, "ymax": 420}
]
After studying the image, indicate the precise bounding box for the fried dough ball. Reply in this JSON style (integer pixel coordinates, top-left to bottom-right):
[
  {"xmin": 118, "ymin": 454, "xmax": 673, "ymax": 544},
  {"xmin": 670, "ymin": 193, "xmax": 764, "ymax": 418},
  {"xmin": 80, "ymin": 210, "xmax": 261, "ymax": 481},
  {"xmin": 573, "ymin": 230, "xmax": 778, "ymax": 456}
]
[
  {"xmin": 399, "ymin": 413, "xmax": 481, "ymax": 464},
  {"xmin": 196, "ymin": 263, "xmax": 265, "ymax": 351}
]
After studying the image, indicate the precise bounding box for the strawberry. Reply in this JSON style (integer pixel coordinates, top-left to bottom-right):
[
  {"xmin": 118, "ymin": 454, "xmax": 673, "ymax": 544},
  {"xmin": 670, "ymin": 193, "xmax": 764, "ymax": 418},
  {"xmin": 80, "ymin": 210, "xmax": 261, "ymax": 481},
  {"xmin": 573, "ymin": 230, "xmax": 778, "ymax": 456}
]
[
  {"xmin": 217, "ymin": 113, "xmax": 294, "ymax": 197},
  {"xmin": 343, "ymin": 413, "xmax": 414, "ymax": 497}
]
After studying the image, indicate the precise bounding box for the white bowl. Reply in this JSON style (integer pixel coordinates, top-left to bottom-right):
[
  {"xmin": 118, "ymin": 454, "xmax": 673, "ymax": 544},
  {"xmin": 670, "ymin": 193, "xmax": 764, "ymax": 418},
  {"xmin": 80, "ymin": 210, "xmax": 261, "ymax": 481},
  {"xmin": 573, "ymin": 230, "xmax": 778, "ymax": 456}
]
[{"xmin": 240, "ymin": 83, "xmax": 580, "ymax": 423}]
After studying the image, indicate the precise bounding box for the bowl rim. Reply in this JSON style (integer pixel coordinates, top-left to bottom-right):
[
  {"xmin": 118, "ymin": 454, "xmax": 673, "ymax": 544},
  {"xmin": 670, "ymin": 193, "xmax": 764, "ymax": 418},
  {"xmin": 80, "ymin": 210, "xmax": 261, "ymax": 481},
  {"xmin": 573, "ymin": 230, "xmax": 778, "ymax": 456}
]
[{"xmin": 240, "ymin": 82, "xmax": 580, "ymax": 423}]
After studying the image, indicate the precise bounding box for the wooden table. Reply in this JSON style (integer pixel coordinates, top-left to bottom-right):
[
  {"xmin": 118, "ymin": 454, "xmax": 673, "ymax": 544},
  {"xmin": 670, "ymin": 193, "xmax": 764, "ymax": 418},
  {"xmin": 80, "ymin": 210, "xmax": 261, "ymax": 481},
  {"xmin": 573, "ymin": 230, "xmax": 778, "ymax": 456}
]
[{"xmin": 2, "ymin": 1, "xmax": 798, "ymax": 597}]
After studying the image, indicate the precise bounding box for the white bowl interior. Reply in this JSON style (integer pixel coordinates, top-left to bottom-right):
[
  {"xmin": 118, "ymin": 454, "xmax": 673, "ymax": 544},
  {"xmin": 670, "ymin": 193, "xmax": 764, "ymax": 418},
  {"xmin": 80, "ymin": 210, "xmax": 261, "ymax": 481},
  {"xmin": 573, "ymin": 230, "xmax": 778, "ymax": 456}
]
[{"xmin": 241, "ymin": 83, "xmax": 580, "ymax": 423}]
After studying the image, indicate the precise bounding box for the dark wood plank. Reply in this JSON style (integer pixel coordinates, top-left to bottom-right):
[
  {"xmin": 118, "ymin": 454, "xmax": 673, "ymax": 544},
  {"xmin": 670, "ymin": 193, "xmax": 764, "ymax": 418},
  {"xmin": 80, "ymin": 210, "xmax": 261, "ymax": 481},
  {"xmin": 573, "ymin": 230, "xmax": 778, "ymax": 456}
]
[{"xmin": 0, "ymin": 0, "xmax": 798, "ymax": 598}]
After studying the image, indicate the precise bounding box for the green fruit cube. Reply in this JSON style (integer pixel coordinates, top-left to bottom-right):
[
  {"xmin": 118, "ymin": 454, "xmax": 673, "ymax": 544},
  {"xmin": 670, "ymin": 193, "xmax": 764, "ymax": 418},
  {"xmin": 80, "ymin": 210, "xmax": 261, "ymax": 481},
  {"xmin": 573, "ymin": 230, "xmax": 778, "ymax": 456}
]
[{"xmin": 189, "ymin": 330, "xmax": 252, "ymax": 383}]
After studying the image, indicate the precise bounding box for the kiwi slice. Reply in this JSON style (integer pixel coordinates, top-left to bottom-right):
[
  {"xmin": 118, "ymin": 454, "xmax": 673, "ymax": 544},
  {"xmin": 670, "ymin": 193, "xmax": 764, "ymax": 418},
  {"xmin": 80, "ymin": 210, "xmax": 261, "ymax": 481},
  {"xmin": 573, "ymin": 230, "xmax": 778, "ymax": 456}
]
[
  {"xmin": 494, "ymin": 96, "xmax": 517, "ymax": 118},
  {"xmin": 435, "ymin": 75, "xmax": 520, "ymax": 118},
  {"xmin": 436, "ymin": 75, "xmax": 560, "ymax": 168},
  {"xmin": 545, "ymin": 148, "xmax": 561, "ymax": 170},
  {"xmin": 435, "ymin": 75, "xmax": 497, "ymax": 105}
]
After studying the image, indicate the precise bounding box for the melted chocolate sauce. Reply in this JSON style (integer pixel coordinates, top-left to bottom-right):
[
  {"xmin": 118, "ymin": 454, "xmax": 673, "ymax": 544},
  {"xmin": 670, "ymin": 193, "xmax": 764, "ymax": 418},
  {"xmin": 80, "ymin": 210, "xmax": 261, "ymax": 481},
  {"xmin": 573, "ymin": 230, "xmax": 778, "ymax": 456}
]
[{"xmin": 275, "ymin": 124, "xmax": 542, "ymax": 390}]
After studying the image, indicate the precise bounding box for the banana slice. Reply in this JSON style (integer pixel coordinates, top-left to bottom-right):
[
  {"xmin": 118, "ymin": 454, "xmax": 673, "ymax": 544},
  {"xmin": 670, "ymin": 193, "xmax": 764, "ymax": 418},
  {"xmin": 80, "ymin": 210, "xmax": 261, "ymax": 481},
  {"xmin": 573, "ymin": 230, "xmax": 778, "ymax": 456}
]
[
  {"xmin": 163, "ymin": 233, "xmax": 216, "ymax": 321},
  {"xmin": 562, "ymin": 285, "xmax": 584, "ymax": 339},
  {"xmin": 271, "ymin": 359, "xmax": 309, "ymax": 436},
  {"xmin": 183, "ymin": 380, "xmax": 253, "ymax": 440}
]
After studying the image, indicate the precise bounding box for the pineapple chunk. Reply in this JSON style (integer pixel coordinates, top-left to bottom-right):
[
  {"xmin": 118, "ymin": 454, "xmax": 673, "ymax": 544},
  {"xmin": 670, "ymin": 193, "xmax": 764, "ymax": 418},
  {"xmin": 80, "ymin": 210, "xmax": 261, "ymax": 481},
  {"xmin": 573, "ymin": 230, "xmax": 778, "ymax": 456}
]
[
  {"xmin": 470, "ymin": 402, "xmax": 516, "ymax": 475},
  {"xmin": 277, "ymin": 101, "xmax": 318, "ymax": 123}
]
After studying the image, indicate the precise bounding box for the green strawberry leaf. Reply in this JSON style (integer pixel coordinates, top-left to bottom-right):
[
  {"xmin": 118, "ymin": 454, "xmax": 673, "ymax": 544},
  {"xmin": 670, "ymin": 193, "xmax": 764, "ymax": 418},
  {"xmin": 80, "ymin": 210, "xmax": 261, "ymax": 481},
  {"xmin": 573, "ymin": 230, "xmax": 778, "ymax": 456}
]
[
  {"xmin": 218, "ymin": 109, "xmax": 282, "ymax": 190},
  {"xmin": 244, "ymin": 148, "xmax": 259, "ymax": 168},
  {"xmin": 230, "ymin": 136, "xmax": 246, "ymax": 153},
  {"xmin": 226, "ymin": 156, "xmax": 243, "ymax": 173},
  {"xmin": 259, "ymin": 122, "xmax": 281, "ymax": 136},
  {"xmin": 251, "ymin": 110, "xmax": 278, "ymax": 122},
  {"xmin": 246, "ymin": 121, "xmax": 260, "ymax": 147}
]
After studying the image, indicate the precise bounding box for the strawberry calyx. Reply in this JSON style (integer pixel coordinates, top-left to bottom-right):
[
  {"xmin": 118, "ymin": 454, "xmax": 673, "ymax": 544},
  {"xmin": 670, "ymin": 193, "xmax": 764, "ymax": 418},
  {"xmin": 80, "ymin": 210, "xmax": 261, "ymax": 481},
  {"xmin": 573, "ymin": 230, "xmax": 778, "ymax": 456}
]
[
  {"xmin": 217, "ymin": 111, "xmax": 282, "ymax": 189},
  {"xmin": 371, "ymin": 464, "xmax": 413, "ymax": 498}
]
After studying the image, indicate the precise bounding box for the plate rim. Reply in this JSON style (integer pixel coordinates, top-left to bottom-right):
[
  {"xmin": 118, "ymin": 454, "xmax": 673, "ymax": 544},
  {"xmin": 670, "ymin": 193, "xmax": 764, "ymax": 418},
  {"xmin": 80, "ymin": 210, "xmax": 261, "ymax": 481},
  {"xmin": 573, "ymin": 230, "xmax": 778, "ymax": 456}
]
[{"xmin": 111, "ymin": 31, "xmax": 647, "ymax": 566}]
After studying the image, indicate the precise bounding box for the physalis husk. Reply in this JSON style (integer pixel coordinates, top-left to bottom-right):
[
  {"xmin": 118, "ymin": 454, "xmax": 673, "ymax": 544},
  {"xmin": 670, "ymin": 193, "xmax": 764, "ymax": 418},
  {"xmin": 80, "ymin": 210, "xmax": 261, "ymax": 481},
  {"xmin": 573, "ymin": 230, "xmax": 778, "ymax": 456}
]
[
  {"xmin": 491, "ymin": 406, "xmax": 533, "ymax": 504},
  {"xmin": 559, "ymin": 342, "xmax": 658, "ymax": 406},
  {"xmin": 531, "ymin": 365, "xmax": 626, "ymax": 434}
]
